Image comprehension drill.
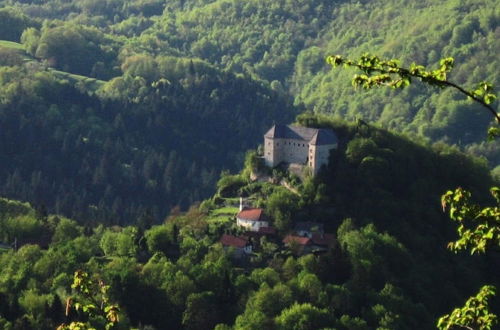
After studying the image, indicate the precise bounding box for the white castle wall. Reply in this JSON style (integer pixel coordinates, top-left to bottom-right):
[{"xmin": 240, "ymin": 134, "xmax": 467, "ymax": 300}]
[
  {"xmin": 264, "ymin": 135, "xmax": 337, "ymax": 174},
  {"xmin": 310, "ymin": 143, "xmax": 336, "ymax": 174}
]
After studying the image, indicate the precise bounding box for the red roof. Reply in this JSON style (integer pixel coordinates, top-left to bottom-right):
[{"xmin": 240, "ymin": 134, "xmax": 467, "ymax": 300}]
[
  {"xmin": 237, "ymin": 208, "xmax": 266, "ymax": 221},
  {"xmin": 283, "ymin": 235, "xmax": 311, "ymax": 246},
  {"xmin": 220, "ymin": 234, "xmax": 249, "ymax": 248},
  {"xmin": 311, "ymin": 233, "xmax": 335, "ymax": 246}
]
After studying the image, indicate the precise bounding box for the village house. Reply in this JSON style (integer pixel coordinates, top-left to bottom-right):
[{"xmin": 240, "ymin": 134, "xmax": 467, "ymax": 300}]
[
  {"xmin": 236, "ymin": 208, "xmax": 269, "ymax": 232},
  {"xmin": 236, "ymin": 198, "xmax": 270, "ymax": 232},
  {"xmin": 220, "ymin": 234, "xmax": 252, "ymax": 257},
  {"xmin": 283, "ymin": 231, "xmax": 335, "ymax": 255},
  {"xmin": 282, "ymin": 235, "xmax": 313, "ymax": 255},
  {"xmin": 264, "ymin": 124, "xmax": 338, "ymax": 175}
]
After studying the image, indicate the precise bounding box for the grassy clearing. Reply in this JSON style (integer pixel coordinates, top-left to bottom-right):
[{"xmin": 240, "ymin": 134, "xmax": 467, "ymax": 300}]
[
  {"xmin": 207, "ymin": 215, "xmax": 233, "ymax": 224},
  {"xmin": 223, "ymin": 197, "xmax": 240, "ymax": 204},
  {"xmin": 0, "ymin": 40, "xmax": 106, "ymax": 91},
  {"xmin": 211, "ymin": 206, "xmax": 239, "ymax": 216},
  {"xmin": 206, "ymin": 206, "xmax": 238, "ymax": 224},
  {"xmin": 50, "ymin": 69, "xmax": 106, "ymax": 90},
  {"xmin": 0, "ymin": 40, "xmax": 23, "ymax": 50}
]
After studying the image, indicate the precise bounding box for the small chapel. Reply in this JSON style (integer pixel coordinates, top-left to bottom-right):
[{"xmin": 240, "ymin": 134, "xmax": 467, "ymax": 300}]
[{"xmin": 263, "ymin": 124, "xmax": 338, "ymax": 175}]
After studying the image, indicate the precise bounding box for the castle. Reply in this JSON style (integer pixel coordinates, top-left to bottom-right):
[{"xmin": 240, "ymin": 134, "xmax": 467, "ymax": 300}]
[{"xmin": 264, "ymin": 124, "xmax": 338, "ymax": 175}]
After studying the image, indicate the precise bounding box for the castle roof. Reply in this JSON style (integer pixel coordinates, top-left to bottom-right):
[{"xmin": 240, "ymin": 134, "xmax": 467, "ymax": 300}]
[
  {"xmin": 237, "ymin": 208, "xmax": 266, "ymax": 222},
  {"xmin": 264, "ymin": 124, "xmax": 337, "ymax": 145}
]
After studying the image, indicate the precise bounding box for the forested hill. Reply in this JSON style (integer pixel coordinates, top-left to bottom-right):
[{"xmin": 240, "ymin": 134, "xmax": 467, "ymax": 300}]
[
  {"xmin": 0, "ymin": 58, "xmax": 296, "ymax": 224},
  {"xmin": 0, "ymin": 114, "xmax": 497, "ymax": 329},
  {"xmin": 0, "ymin": 1, "xmax": 498, "ymax": 216},
  {"xmin": 2, "ymin": 0, "xmax": 497, "ymax": 164}
]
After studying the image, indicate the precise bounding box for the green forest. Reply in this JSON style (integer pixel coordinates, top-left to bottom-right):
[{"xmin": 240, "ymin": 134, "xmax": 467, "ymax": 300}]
[
  {"xmin": 1, "ymin": 115, "xmax": 497, "ymax": 329},
  {"xmin": 0, "ymin": 0, "xmax": 498, "ymax": 328}
]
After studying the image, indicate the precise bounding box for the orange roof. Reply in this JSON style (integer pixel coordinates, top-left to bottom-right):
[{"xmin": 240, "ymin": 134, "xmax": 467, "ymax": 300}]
[
  {"xmin": 220, "ymin": 234, "xmax": 249, "ymax": 248},
  {"xmin": 237, "ymin": 208, "xmax": 266, "ymax": 221},
  {"xmin": 283, "ymin": 235, "xmax": 311, "ymax": 246}
]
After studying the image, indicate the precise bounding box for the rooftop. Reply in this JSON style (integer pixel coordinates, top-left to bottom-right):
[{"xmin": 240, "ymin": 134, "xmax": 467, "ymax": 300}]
[
  {"xmin": 237, "ymin": 208, "xmax": 266, "ymax": 221},
  {"xmin": 220, "ymin": 234, "xmax": 249, "ymax": 248},
  {"xmin": 264, "ymin": 124, "xmax": 338, "ymax": 145}
]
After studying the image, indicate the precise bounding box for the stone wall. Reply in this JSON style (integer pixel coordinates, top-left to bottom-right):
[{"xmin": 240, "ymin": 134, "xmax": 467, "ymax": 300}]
[
  {"xmin": 265, "ymin": 137, "xmax": 309, "ymax": 167},
  {"xmin": 264, "ymin": 136, "xmax": 337, "ymax": 174}
]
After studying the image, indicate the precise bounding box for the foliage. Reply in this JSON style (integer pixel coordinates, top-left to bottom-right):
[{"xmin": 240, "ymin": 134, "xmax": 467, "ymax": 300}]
[
  {"xmin": 0, "ymin": 59, "xmax": 294, "ymax": 223},
  {"xmin": 59, "ymin": 270, "xmax": 120, "ymax": 330},
  {"xmin": 437, "ymin": 285, "xmax": 497, "ymax": 330},
  {"xmin": 144, "ymin": 225, "xmax": 174, "ymax": 255},
  {"xmin": 441, "ymin": 187, "xmax": 500, "ymax": 254},
  {"xmin": 274, "ymin": 302, "xmax": 332, "ymax": 330},
  {"xmin": 0, "ymin": 0, "xmax": 498, "ymax": 328},
  {"xmin": 326, "ymin": 49, "xmax": 498, "ymax": 330},
  {"xmin": 327, "ymin": 54, "xmax": 498, "ymax": 120}
]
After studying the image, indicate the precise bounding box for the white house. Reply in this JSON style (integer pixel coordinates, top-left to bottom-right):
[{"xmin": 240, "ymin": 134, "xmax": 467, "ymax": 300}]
[{"xmin": 236, "ymin": 207, "xmax": 269, "ymax": 232}]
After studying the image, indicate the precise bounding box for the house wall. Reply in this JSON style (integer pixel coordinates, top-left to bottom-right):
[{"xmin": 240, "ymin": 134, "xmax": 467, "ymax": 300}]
[{"xmin": 237, "ymin": 217, "xmax": 269, "ymax": 232}]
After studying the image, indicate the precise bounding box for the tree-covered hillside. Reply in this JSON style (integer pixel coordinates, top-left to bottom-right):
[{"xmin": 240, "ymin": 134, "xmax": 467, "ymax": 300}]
[
  {"xmin": 3, "ymin": 0, "xmax": 496, "ymax": 163},
  {"xmin": 0, "ymin": 57, "xmax": 296, "ymax": 224},
  {"xmin": 0, "ymin": 0, "xmax": 498, "ymax": 223},
  {"xmin": 0, "ymin": 114, "xmax": 497, "ymax": 329}
]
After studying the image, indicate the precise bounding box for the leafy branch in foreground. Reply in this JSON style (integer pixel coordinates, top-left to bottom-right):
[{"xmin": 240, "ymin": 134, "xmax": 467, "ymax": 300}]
[
  {"xmin": 326, "ymin": 54, "xmax": 499, "ymax": 126},
  {"xmin": 441, "ymin": 187, "xmax": 500, "ymax": 254},
  {"xmin": 57, "ymin": 270, "xmax": 120, "ymax": 330},
  {"xmin": 437, "ymin": 285, "xmax": 497, "ymax": 330}
]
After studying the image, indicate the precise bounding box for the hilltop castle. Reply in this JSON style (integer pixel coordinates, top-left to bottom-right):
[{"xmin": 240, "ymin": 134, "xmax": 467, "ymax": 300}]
[{"xmin": 264, "ymin": 124, "xmax": 338, "ymax": 175}]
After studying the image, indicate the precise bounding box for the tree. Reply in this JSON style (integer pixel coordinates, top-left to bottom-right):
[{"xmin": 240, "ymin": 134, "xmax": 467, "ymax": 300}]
[
  {"xmin": 437, "ymin": 285, "xmax": 497, "ymax": 330},
  {"xmin": 99, "ymin": 228, "xmax": 138, "ymax": 257},
  {"xmin": 441, "ymin": 187, "xmax": 500, "ymax": 254},
  {"xmin": 327, "ymin": 53, "xmax": 498, "ymax": 330},
  {"xmin": 326, "ymin": 54, "xmax": 499, "ymax": 138},
  {"xmin": 52, "ymin": 218, "xmax": 81, "ymax": 244},
  {"xmin": 58, "ymin": 270, "xmax": 121, "ymax": 330},
  {"xmin": 182, "ymin": 291, "xmax": 219, "ymax": 330},
  {"xmin": 438, "ymin": 187, "xmax": 499, "ymax": 330},
  {"xmin": 274, "ymin": 302, "xmax": 332, "ymax": 330},
  {"xmin": 144, "ymin": 225, "xmax": 173, "ymax": 255},
  {"xmin": 266, "ymin": 188, "xmax": 300, "ymax": 231}
]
